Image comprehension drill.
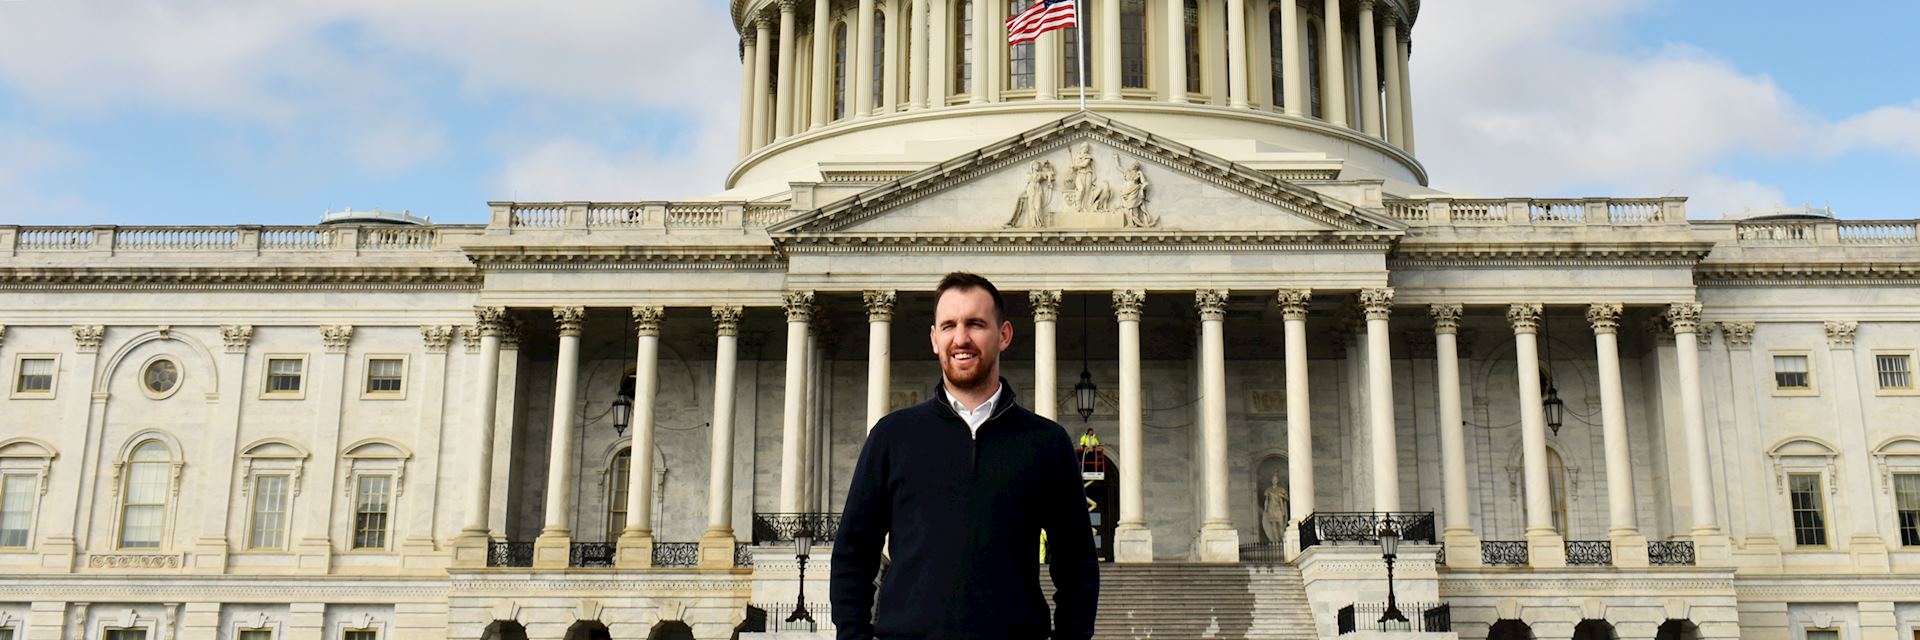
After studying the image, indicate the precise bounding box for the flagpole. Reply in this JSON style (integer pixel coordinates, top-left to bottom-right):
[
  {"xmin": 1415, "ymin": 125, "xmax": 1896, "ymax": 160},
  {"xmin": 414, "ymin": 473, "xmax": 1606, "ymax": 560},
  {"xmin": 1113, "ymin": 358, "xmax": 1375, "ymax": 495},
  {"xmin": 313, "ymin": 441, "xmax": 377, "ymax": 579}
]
[{"xmin": 1075, "ymin": 0, "xmax": 1087, "ymax": 111}]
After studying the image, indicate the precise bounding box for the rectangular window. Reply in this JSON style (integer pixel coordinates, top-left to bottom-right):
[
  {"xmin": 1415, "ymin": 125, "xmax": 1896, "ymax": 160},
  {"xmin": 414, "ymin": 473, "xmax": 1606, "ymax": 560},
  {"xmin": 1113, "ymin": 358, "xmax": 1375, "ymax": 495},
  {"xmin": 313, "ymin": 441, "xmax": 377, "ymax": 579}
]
[
  {"xmin": 1789, "ymin": 472, "xmax": 1828, "ymax": 547},
  {"xmin": 1774, "ymin": 355, "xmax": 1811, "ymax": 390},
  {"xmin": 0, "ymin": 474, "xmax": 34, "ymax": 547},
  {"xmin": 1061, "ymin": 0, "xmax": 1089, "ymax": 88},
  {"xmin": 1182, "ymin": 0, "xmax": 1200, "ymax": 93},
  {"xmin": 1119, "ymin": 0, "xmax": 1146, "ymax": 88},
  {"xmin": 15, "ymin": 357, "xmax": 53, "ymax": 393},
  {"xmin": 608, "ymin": 452, "xmax": 631, "ymax": 540},
  {"xmin": 0, "ymin": 628, "xmax": 12, "ymax": 640},
  {"xmin": 1896, "ymin": 473, "xmax": 1920, "ymax": 547},
  {"xmin": 365, "ymin": 358, "xmax": 404, "ymax": 394},
  {"xmin": 1007, "ymin": 0, "xmax": 1034, "ymax": 90},
  {"xmin": 267, "ymin": 358, "xmax": 304, "ymax": 394},
  {"xmin": 248, "ymin": 475, "xmax": 289, "ymax": 550},
  {"xmin": 120, "ymin": 459, "xmax": 169, "ymax": 548},
  {"xmin": 238, "ymin": 630, "xmax": 272, "ymax": 640},
  {"xmin": 353, "ymin": 475, "xmax": 392, "ymax": 550},
  {"xmin": 1805, "ymin": 630, "xmax": 1839, "ymax": 640},
  {"xmin": 345, "ymin": 630, "xmax": 377, "ymax": 640},
  {"xmin": 954, "ymin": 0, "xmax": 972, "ymax": 92},
  {"xmin": 105, "ymin": 630, "xmax": 148, "ymax": 640},
  {"xmin": 1877, "ymin": 354, "xmax": 1913, "ymax": 390}
]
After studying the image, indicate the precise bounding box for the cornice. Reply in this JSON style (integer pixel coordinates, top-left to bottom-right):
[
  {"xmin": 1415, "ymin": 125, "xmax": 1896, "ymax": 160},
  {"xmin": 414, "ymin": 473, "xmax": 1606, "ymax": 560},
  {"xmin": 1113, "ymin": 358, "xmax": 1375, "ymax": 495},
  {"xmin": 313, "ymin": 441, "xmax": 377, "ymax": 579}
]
[
  {"xmin": 779, "ymin": 230, "xmax": 1400, "ymax": 254},
  {"xmin": 0, "ymin": 266, "xmax": 481, "ymax": 291},
  {"xmin": 462, "ymin": 244, "xmax": 787, "ymax": 271},
  {"xmin": 1389, "ymin": 241, "xmax": 1716, "ymax": 268},
  {"xmin": 1694, "ymin": 262, "xmax": 1920, "ymax": 286}
]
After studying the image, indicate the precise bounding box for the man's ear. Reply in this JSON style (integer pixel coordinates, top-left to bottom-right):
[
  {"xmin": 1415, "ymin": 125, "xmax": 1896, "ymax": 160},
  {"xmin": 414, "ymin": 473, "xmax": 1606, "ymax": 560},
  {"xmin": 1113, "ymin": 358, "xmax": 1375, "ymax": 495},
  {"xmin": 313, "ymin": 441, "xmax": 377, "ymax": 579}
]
[
  {"xmin": 999, "ymin": 320, "xmax": 1014, "ymax": 350},
  {"xmin": 930, "ymin": 323, "xmax": 940, "ymax": 355}
]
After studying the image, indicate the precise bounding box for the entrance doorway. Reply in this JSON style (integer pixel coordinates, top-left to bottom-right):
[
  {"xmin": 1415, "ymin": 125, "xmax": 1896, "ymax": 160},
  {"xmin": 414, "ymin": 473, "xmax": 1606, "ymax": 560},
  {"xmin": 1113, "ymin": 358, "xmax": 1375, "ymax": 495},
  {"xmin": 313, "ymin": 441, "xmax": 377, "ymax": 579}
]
[
  {"xmin": 481, "ymin": 621, "xmax": 528, "ymax": 640},
  {"xmin": 563, "ymin": 621, "xmax": 611, "ymax": 640}
]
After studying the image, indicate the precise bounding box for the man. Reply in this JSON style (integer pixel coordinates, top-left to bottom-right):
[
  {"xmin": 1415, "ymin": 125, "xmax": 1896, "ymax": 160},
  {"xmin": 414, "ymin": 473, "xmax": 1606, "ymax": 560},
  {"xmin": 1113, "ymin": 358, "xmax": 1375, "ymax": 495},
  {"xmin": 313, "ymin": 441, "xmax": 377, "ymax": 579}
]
[{"xmin": 832, "ymin": 272, "xmax": 1100, "ymax": 640}]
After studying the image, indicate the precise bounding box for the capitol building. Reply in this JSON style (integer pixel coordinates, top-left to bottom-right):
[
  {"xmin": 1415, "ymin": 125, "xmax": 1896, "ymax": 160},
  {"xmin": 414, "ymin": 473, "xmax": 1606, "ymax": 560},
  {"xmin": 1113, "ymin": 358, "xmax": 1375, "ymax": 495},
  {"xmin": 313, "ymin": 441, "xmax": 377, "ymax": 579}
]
[{"xmin": 2, "ymin": 0, "xmax": 1918, "ymax": 639}]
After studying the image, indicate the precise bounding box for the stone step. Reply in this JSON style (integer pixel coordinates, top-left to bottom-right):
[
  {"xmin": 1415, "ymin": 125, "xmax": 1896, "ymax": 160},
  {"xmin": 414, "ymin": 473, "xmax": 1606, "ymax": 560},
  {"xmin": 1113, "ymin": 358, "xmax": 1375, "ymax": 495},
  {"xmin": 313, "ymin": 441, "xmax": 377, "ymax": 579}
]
[{"xmin": 1035, "ymin": 563, "xmax": 1319, "ymax": 640}]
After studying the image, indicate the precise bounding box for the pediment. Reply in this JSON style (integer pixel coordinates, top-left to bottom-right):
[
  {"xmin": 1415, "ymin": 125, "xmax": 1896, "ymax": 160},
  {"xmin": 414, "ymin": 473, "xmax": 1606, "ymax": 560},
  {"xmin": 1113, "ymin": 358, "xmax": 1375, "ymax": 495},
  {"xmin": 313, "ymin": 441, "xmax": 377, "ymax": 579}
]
[{"xmin": 770, "ymin": 114, "xmax": 1402, "ymax": 238}]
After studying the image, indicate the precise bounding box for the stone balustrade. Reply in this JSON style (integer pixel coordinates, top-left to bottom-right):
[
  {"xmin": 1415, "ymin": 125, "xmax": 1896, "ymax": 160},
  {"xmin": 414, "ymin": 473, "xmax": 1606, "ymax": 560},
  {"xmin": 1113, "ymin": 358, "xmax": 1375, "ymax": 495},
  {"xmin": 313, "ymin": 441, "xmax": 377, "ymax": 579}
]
[
  {"xmin": 488, "ymin": 201, "xmax": 798, "ymax": 231},
  {"xmin": 1380, "ymin": 197, "xmax": 1688, "ymax": 228},
  {"xmin": 0, "ymin": 224, "xmax": 475, "ymax": 256},
  {"xmin": 1732, "ymin": 219, "xmax": 1920, "ymax": 246}
]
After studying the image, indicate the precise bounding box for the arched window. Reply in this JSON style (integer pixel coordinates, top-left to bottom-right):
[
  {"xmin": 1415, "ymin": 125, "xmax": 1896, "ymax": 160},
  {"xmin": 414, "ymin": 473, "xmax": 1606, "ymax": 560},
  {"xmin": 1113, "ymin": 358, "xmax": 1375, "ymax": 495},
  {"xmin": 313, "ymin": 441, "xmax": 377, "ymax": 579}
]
[
  {"xmin": 0, "ymin": 438, "xmax": 57, "ymax": 550},
  {"xmin": 1183, "ymin": 0, "xmax": 1201, "ymax": 94},
  {"xmin": 1267, "ymin": 7, "xmax": 1286, "ymax": 107},
  {"xmin": 607, "ymin": 448, "xmax": 632, "ymax": 540},
  {"xmin": 834, "ymin": 23, "xmax": 849, "ymax": 119},
  {"xmin": 953, "ymin": 0, "xmax": 973, "ymax": 92},
  {"xmin": 872, "ymin": 10, "xmax": 887, "ymax": 109},
  {"xmin": 1119, "ymin": 0, "xmax": 1147, "ymax": 88},
  {"xmin": 119, "ymin": 441, "xmax": 174, "ymax": 549},
  {"xmin": 1306, "ymin": 21, "xmax": 1323, "ymax": 117},
  {"xmin": 1061, "ymin": 0, "xmax": 1090, "ymax": 88},
  {"xmin": 1007, "ymin": 0, "xmax": 1034, "ymax": 89}
]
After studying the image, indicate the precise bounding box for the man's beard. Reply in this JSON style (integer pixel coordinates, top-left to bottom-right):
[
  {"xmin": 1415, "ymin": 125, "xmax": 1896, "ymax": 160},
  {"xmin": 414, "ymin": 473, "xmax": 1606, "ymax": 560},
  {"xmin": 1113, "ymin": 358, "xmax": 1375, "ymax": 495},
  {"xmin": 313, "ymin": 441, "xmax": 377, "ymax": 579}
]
[{"xmin": 941, "ymin": 349, "xmax": 998, "ymax": 391}]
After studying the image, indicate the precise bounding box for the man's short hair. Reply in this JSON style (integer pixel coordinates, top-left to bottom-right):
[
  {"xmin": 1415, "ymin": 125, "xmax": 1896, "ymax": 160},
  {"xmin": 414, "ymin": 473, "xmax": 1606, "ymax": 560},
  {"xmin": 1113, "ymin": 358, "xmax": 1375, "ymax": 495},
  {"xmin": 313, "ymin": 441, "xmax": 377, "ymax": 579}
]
[{"xmin": 935, "ymin": 272, "xmax": 1007, "ymax": 324}]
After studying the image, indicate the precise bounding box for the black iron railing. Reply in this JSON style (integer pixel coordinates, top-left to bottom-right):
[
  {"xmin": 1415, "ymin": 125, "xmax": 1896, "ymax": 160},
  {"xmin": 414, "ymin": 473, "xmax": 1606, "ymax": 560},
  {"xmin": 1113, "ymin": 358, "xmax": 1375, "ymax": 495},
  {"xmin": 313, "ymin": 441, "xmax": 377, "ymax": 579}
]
[
  {"xmin": 487, "ymin": 541, "xmax": 533, "ymax": 568},
  {"xmin": 1481, "ymin": 540, "xmax": 1529, "ymax": 566},
  {"xmin": 753, "ymin": 513, "xmax": 843, "ymax": 545},
  {"xmin": 1238, "ymin": 543, "xmax": 1287, "ymax": 562},
  {"xmin": 569, "ymin": 542, "xmax": 616, "ymax": 568},
  {"xmin": 1648, "ymin": 540, "xmax": 1696, "ymax": 566},
  {"xmin": 736, "ymin": 541, "xmax": 756, "ymax": 567},
  {"xmin": 1337, "ymin": 602, "xmax": 1452, "ymax": 634},
  {"xmin": 1565, "ymin": 540, "xmax": 1613, "ymax": 566},
  {"xmin": 653, "ymin": 542, "xmax": 699, "ymax": 567},
  {"xmin": 747, "ymin": 602, "xmax": 832, "ymax": 633},
  {"xmin": 1298, "ymin": 512, "xmax": 1437, "ymax": 550}
]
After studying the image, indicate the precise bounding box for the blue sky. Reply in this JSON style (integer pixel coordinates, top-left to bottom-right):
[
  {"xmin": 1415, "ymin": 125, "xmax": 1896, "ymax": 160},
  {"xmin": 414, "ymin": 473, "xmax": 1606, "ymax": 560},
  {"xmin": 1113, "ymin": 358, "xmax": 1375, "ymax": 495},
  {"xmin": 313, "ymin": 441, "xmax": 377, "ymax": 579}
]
[{"xmin": 0, "ymin": 0, "xmax": 1914, "ymax": 226}]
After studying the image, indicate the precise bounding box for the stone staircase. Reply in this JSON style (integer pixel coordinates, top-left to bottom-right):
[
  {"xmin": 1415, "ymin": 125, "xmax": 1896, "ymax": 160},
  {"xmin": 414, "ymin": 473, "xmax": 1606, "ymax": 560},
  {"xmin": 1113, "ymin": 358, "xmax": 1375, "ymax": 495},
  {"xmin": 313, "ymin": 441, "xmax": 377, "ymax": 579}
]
[{"xmin": 1044, "ymin": 562, "xmax": 1320, "ymax": 640}]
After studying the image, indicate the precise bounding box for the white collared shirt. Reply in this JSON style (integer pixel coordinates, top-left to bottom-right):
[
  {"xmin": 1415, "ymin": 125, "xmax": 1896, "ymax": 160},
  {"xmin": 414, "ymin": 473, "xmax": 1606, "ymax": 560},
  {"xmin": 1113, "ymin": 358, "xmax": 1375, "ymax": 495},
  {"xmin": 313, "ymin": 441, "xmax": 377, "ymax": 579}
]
[{"xmin": 947, "ymin": 382, "xmax": 1004, "ymax": 439}]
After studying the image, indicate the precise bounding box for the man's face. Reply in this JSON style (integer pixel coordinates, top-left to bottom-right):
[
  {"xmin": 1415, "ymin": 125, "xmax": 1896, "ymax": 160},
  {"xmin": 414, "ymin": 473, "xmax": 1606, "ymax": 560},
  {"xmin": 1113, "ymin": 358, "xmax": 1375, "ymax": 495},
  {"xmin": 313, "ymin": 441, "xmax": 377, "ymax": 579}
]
[{"xmin": 931, "ymin": 286, "xmax": 1014, "ymax": 392}]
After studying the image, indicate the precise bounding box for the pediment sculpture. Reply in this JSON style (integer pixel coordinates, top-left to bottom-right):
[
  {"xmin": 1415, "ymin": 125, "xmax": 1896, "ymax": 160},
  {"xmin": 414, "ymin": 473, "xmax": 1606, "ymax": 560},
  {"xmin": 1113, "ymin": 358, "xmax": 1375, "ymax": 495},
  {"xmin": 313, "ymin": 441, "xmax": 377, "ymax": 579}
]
[{"xmin": 1005, "ymin": 143, "xmax": 1158, "ymax": 229}]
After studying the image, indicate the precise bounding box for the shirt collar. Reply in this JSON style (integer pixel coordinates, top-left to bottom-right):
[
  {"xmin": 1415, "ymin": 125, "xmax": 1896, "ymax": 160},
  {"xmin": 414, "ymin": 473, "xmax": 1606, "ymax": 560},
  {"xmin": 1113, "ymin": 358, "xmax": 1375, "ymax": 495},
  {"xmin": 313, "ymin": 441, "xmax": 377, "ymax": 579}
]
[{"xmin": 946, "ymin": 380, "xmax": 1004, "ymax": 416}]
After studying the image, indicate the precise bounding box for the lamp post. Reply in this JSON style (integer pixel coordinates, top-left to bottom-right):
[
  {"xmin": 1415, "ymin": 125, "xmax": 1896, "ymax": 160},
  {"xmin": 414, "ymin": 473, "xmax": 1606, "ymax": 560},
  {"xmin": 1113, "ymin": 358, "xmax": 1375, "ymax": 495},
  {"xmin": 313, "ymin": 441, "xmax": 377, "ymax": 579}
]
[
  {"xmin": 788, "ymin": 522, "xmax": 817, "ymax": 628},
  {"xmin": 1378, "ymin": 521, "xmax": 1408, "ymax": 624}
]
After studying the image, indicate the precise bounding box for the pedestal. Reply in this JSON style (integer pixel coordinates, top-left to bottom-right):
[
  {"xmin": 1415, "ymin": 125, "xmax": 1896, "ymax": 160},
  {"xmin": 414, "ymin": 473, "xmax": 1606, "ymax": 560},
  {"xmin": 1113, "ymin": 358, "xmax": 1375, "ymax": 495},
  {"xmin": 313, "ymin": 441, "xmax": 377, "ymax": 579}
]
[
  {"xmin": 1691, "ymin": 531, "xmax": 1735, "ymax": 568},
  {"xmin": 1609, "ymin": 531, "xmax": 1649, "ymax": 569},
  {"xmin": 1732, "ymin": 534, "xmax": 1784, "ymax": 571},
  {"xmin": 1847, "ymin": 534, "xmax": 1891, "ymax": 572},
  {"xmin": 618, "ymin": 531, "xmax": 657, "ymax": 568},
  {"xmin": 450, "ymin": 532, "xmax": 491, "ymax": 568},
  {"xmin": 1524, "ymin": 530, "xmax": 1566, "ymax": 568},
  {"xmin": 295, "ymin": 537, "xmax": 332, "ymax": 573},
  {"xmin": 37, "ymin": 537, "xmax": 77, "ymax": 572},
  {"xmin": 1197, "ymin": 525, "xmax": 1241, "ymax": 563},
  {"xmin": 190, "ymin": 537, "xmax": 230, "ymax": 575},
  {"xmin": 532, "ymin": 532, "xmax": 572, "ymax": 569},
  {"xmin": 1441, "ymin": 530, "xmax": 1482, "ymax": 569},
  {"xmin": 1114, "ymin": 525, "xmax": 1154, "ymax": 563},
  {"xmin": 700, "ymin": 529, "xmax": 740, "ymax": 569}
]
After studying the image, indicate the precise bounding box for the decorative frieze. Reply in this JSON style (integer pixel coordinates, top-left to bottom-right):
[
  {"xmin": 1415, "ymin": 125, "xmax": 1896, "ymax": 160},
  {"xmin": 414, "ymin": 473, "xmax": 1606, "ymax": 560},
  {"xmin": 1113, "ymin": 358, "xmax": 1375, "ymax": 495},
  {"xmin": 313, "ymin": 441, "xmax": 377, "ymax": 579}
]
[
  {"xmin": 73, "ymin": 325, "xmax": 105, "ymax": 353},
  {"xmin": 1359, "ymin": 288, "xmax": 1396, "ymax": 321},
  {"xmin": 865, "ymin": 290, "xmax": 898, "ymax": 323},
  {"xmin": 220, "ymin": 325, "xmax": 253, "ymax": 353},
  {"xmin": 421, "ymin": 325, "xmax": 455, "ymax": 353},
  {"xmin": 320, "ymin": 325, "xmax": 355, "ymax": 353},
  {"xmin": 1720, "ymin": 321, "xmax": 1755, "ymax": 349},
  {"xmin": 1111, "ymin": 289, "xmax": 1145, "ymax": 322},
  {"xmin": 1194, "ymin": 289, "xmax": 1229, "ymax": 321},
  {"xmin": 632, "ymin": 306, "xmax": 666, "ymax": 337},
  {"xmin": 1824, "ymin": 320, "xmax": 1858, "ymax": 348},
  {"xmin": 1664, "ymin": 302, "xmax": 1703, "ymax": 334},
  {"xmin": 712, "ymin": 305, "xmax": 744, "ymax": 337},
  {"xmin": 782, "ymin": 291, "xmax": 816, "ymax": 323},
  {"xmin": 86, "ymin": 554, "xmax": 183, "ymax": 570},
  {"xmin": 1585, "ymin": 303, "xmax": 1622, "ymax": 334},
  {"xmin": 553, "ymin": 306, "xmax": 587, "ymax": 337},
  {"xmin": 1506, "ymin": 303, "xmax": 1543, "ymax": 334},
  {"xmin": 1429, "ymin": 303, "xmax": 1463, "ymax": 334},
  {"xmin": 1276, "ymin": 289, "xmax": 1312, "ymax": 321},
  {"xmin": 1027, "ymin": 290, "xmax": 1060, "ymax": 322}
]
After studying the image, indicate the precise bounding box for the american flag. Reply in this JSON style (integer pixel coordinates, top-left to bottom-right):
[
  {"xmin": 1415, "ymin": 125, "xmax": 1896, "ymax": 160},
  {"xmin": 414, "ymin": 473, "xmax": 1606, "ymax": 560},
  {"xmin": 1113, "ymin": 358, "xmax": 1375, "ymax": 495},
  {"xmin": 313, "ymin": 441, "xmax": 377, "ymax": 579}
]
[{"xmin": 1006, "ymin": 0, "xmax": 1077, "ymax": 45}]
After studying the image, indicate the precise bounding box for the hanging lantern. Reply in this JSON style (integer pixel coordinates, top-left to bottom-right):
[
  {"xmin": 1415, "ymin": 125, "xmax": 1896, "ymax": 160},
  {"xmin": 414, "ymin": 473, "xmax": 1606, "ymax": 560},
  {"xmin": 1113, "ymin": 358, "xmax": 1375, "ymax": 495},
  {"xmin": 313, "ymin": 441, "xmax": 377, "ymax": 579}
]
[
  {"xmin": 1543, "ymin": 382, "xmax": 1565, "ymax": 437},
  {"xmin": 611, "ymin": 391, "xmax": 633, "ymax": 437},
  {"xmin": 1075, "ymin": 369, "xmax": 1098, "ymax": 422}
]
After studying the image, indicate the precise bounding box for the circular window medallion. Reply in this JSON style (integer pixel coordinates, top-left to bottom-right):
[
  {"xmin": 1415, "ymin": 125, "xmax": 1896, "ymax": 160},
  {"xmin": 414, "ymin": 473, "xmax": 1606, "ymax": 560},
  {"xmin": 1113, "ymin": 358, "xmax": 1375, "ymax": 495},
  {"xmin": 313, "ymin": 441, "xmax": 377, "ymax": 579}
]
[{"xmin": 142, "ymin": 357, "xmax": 181, "ymax": 398}]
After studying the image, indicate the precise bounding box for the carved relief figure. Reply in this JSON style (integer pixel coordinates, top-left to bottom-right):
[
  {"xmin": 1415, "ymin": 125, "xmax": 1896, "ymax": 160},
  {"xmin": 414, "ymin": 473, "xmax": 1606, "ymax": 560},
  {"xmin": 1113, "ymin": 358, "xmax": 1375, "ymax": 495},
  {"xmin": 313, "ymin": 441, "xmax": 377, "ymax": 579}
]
[
  {"xmin": 1064, "ymin": 143, "xmax": 1110, "ymax": 212},
  {"xmin": 1261, "ymin": 472, "xmax": 1290, "ymax": 544},
  {"xmin": 1118, "ymin": 157, "xmax": 1157, "ymax": 228},
  {"xmin": 1005, "ymin": 160, "xmax": 1057, "ymax": 228}
]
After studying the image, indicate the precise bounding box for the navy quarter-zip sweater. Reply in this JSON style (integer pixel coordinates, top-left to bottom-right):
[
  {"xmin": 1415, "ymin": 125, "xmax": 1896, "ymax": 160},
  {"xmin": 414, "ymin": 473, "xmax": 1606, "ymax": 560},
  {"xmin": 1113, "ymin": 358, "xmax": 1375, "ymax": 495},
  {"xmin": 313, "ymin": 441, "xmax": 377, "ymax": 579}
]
[{"xmin": 831, "ymin": 380, "xmax": 1100, "ymax": 640}]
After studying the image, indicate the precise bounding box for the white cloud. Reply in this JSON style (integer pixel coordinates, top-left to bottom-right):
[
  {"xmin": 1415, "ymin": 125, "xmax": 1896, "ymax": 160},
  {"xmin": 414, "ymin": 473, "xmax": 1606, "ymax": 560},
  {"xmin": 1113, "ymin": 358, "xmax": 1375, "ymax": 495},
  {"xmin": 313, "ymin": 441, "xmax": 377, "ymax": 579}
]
[{"xmin": 0, "ymin": 130, "xmax": 91, "ymax": 224}]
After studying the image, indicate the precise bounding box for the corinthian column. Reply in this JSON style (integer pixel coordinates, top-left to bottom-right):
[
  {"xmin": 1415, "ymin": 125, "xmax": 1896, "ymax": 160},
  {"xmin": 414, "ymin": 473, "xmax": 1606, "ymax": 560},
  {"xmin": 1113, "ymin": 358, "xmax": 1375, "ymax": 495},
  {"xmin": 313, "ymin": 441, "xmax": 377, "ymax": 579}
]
[
  {"xmin": 1588, "ymin": 303, "xmax": 1648, "ymax": 567},
  {"xmin": 1030, "ymin": 290, "xmax": 1063, "ymax": 421},
  {"xmin": 752, "ymin": 17, "xmax": 774, "ymax": 148},
  {"xmin": 1355, "ymin": 0, "xmax": 1381, "ymax": 137},
  {"xmin": 1380, "ymin": 18, "xmax": 1404, "ymax": 148},
  {"xmin": 1431, "ymin": 304, "xmax": 1481, "ymax": 566},
  {"xmin": 739, "ymin": 36, "xmax": 758, "ymax": 158},
  {"xmin": 1278, "ymin": 0, "xmax": 1302, "ymax": 116},
  {"xmin": 700, "ymin": 306, "xmax": 746, "ymax": 568},
  {"xmin": 1165, "ymin": 0, "xmax": 1188, "ymax": 103},
  {"xmin": 775, "ymin": 0, "xmax": 800, "ymax": 139},
  {"xmin": 855, "ymin": 0, "xmax": 877, "ymax": 116},
  {"xmin": 1668, "ymin": 302, "xmax": 1729, "ymax": 564},
  {"xmin": 865, "ymin": 291, "xmax": 896, "ymax": 431},
  {"xmin": 811, "ymin": 0, "xmax": 833, "ymax": 129},
  {"xmin": 1360, "ymin": 288, "xmax": 1398, "ymax": 510},
  {"xmin": 1508, "ymin": 303, "xmax": 1565, "ymax": 567},
  {"xmin": 910, "ymin": 0, "xmax": 930, "ymax": 108},
  {"xmin": 1320, "ymin": 0, "xmax": 1347, "ymax": 127},
  {"xmin": 618, "ymin": 306, "xmax": 666, "ymax": 567},
  {"xmin": 534, "ymin": 306, "xmax": 587, "ymax": 568},
  {"xmin": 1195, "ymin": 289, "xmax": 1240, "ymax": 562},
  {"xmin": 1226, "ymin": 0, "xmax": 1249, "ymax": 107},
  {"xmin": 1278, "ymin": 290, "xmax": 1314, "ymax": 559},
  {"xmin": 780, "ymin": 291, "xmax": 816, "ymax": 513},
  {"xmin": 1099, "ymin": 0, "xmax": 1122, "ymax": 100},
  {"xmin": 1112, "ymin": 289, "xmax": 1153, "ymax": 562},
  {"xmin": 452, "ymin": 307, "xmax": 509, "ymax": 567}
]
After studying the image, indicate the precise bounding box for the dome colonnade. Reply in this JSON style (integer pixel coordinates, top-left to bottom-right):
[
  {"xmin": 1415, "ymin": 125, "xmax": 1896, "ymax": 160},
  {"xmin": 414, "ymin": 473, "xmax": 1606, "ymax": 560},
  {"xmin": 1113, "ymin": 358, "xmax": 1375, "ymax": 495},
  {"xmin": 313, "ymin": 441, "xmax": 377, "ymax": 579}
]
[{"xmin": 732, "ymin": 0, "xmax": 1418, "ymax": 157}]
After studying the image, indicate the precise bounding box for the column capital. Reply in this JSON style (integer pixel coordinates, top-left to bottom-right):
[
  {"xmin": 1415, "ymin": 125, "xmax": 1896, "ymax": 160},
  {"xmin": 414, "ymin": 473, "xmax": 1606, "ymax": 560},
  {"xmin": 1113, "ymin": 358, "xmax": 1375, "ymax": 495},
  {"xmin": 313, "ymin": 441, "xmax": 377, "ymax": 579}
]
[
  {"xmin": 778, "ymin": 0, "xmax": 798, "ymax": 12},
  {"xmin": 553, "ymin": 306, "xmax": 587, "ymax": 337},
  {"xmin": 1824, "ymin": 320, "xmax": 1858, "ymax": 348},
  {"xmin": 1357, "ymin": 0, "xmax": 1375, "ymax": 10},
  {"xmin": 1359, "ymin": 287, "xmax": 1396, "ymax": 321},
  {"xmin": 321, "ymin": 325, "xmax": 355, "ymax": 353},
  {"xmin": 864, "ymin": 290, "xmax": 898, "ymax": 322},
  {"xmin": 1428, "ymin": 303, "xmax": 1463, "ymax": 334},
  {"xmin": 1665, "ymin": 302, "xmax": 1704, "ymax": 334},
  {"xmin": 1585, "ymin": 303, "xmax": 1624, "ymax": 334},
  {"xmin": 1195, "ymin": 289, "xmax": 1230, "ymax": 321},
  {"xmin": 783, "ymin": 290, "xmax": 817, "ymax": 323},
  {"xmin": 1505, "ymin": 303, "xmax": 1543, "ymax": 335},
  {"xmin": 1720, "ymin": 321, "xmax": 1755, "ymax": 349},
  {"xmin": 220, "ymin": 325, "xmax": 254, "ymax": 354},
  {"xmin": 712, "ymin": 305, "xmax": 745, "ymax": 336},
  {"xmin": 421, "ymin": 325, "xmax": 456, "ymax": 353},
  {"xmin": 72, "ymin": 325, "xmax": 105, "ymax": 353},
  {"xmin": 460, "ymin": 325, "xmax": 481, "ymax": 353},
  {"xmin": 1112, "ymin": 289, "xmax": 1146, "ymax": 322},
  {"xmin": 755, "ymin": 14, "xmax": 774, "ymax": 30},
  {"xmin": 1644, "ymin": 315, "xmax": 1675, "ymax": 344},
  {"xmin": 1275, "ymin": 289, "xmax": 1313, "ymax": 320},
  {"xmin": 1696, "ymin": 322, "xmax": 1717, "ymax": 347},
  {"xmin": 632, "ymin": 306, "xmax": 666, "ymax": 337},
  {"xmin": 475, "ymin": 306, "xmax": 510, "ymax": 336},
  {"xmin": 500, "ymin": 317, "xmax": 526, "ymax": 350},
  {"xmin": 1028, "ymin": 289, "xmax": 1063, "ymax": 322}
]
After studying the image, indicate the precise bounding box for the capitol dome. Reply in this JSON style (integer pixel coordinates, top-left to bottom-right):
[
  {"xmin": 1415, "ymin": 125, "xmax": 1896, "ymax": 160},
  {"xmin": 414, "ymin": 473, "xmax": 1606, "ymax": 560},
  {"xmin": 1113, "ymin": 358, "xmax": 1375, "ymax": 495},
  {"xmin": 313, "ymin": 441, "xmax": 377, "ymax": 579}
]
[{"xmin": 725, "ymin": 0, "xmax": 1423, "ymax": 197}]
